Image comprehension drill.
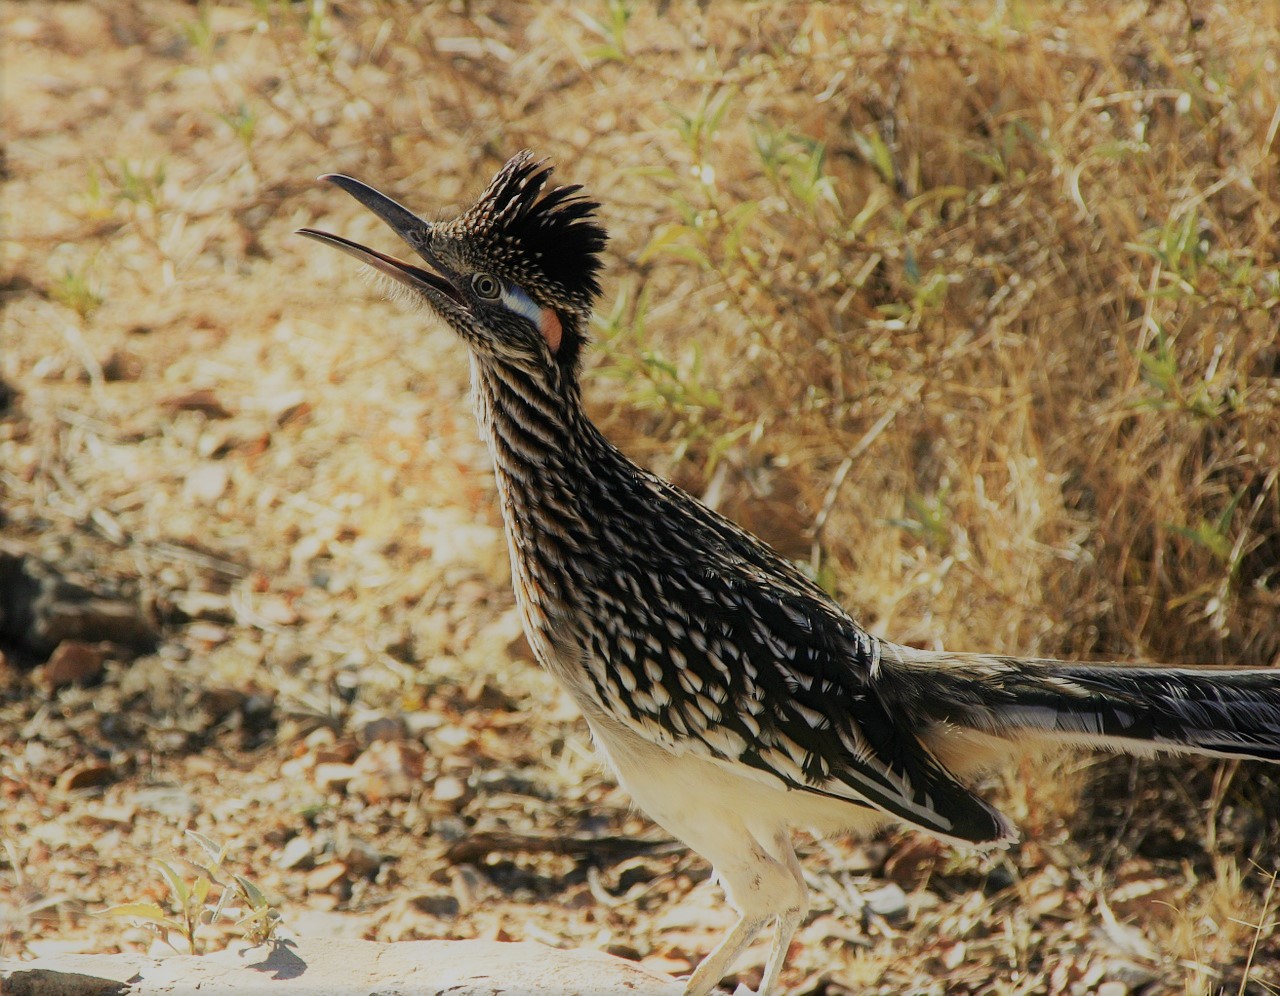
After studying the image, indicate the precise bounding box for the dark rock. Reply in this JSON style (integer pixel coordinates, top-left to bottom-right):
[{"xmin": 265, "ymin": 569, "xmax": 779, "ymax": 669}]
[
  {"xmin": 0, "ymin": 966, "xmax": 129, "ymax": 995},
  {"xmin": 39, "ymin": 641, "xmax": 106, "ymax": 688},
  {"xmin": 0, "ymin": 542, "xmax": 157, "ymax": 661}
]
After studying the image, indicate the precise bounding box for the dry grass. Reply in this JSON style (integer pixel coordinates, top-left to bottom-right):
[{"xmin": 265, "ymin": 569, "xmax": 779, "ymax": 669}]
[{"xmin": 3, "ymin": 0, "xmax": 1278, "ymax": 991}]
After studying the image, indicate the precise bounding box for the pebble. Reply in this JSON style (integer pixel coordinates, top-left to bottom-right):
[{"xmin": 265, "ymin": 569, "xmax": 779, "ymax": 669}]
[
  {"xmin": 277, "ymin": 835, "xmax": 316, "ymax": 871},
  {"xmin": 348, "ymin": 741, "xmax": 424, "ymax": 803},
  {"xmin": 305, "ymin": 861, "xmax": 349, "ymax": 892},
  {"xmin": 432, "ymin": 775, "xmax": 468, "ymax": 805},
  {"xmin": 132, "ymin": 784, "xmax": 200, "ymax": 818},
  {"xmin": 40, "ymin": 641, "xmax": 105, "ymax": 688},
  {"xmin": 56, "ymin": 762, "xmax": 113, "ymax": 791},
  {"xmin": 354, "ymin": 712, "xmax": 407, "ymax": 747},
  {"xmin": 314, "ymin": 762, "xmax": 358, "ymax": 791},
  {"xmin": 336, "ymin": 836, "xmax": 382, "ymax": 877},
  {"xmin": 183, "ymin": 463, "xmax": 229, "ymax": 504},
  {"xmin": 863, "ymin": 883, "xmax": 910, "ymax": 920}
]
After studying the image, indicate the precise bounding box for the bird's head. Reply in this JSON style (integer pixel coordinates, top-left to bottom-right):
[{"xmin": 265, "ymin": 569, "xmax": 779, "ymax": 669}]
[{"xmin": 299, "ymin": 151, "xmax": 607, "ymax": 377}]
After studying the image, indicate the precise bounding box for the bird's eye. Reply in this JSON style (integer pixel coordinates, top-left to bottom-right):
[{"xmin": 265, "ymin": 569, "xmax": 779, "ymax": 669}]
[{"xmin": 471, "ymin": 273, "xmax": 501, "ymax": 300}]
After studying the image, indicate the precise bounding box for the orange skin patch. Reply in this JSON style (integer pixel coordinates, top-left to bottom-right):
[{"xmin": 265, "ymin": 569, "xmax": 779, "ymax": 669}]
[{"xmin": 540, "ymin": 307, "xmax": 563, "ymax": 353}]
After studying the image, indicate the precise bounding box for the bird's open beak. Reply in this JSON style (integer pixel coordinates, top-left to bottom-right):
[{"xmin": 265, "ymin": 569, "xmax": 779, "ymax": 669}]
[{"xmin": 297, "ymin": 174, "xmax": 461, "ymax": 302}]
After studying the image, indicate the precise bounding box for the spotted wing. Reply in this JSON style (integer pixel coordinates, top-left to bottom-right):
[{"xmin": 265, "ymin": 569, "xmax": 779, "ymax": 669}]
[{"xmin": 574, "ymin": 474, "xmax": 1012, "ymax": 847}]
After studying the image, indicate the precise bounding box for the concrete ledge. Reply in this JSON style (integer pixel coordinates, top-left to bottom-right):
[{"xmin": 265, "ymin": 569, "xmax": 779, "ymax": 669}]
[{"xmin": 1, "ymin": 937, "xmax": 683, "ymax": 995}]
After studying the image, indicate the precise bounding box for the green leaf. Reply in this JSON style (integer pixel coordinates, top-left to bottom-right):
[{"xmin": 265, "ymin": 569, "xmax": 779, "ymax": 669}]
[
  {"xmin": 234, "ymin": 874, "xmax": 269, "ymax": 910},
  {"xmin": 154, "ymin": 859, "xmax": 189, "ymax": 906},
  {"xmin": 97, "ymin": 901, "xmax": 174, "ymax": 926},
  {"xmin": 185, "ymin": 829, "xmax": 229, "ymax": 870},
  {"xmin": 190, "ymin": 875, "xmax": 212, "ymax": 909},
  {"xmin": 649, "ymin": 243, "xmax": 712, "ymax": 269},
  {"xmin": 704, "ymin": 86, "xmax": 737, "ymax": 140},
  {"xmin": 638, "ymin": 223, "xmax": 696, "ymax": 265},
  {"xmin": 856, "ymin": 128, "xmax": 896, "ymax": 186}
]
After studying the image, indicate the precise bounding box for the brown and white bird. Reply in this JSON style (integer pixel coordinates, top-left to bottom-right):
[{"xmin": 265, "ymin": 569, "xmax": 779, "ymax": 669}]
[{"xmin": 299, "ymin": 152, "xmax": 1280, "ymax": 996}]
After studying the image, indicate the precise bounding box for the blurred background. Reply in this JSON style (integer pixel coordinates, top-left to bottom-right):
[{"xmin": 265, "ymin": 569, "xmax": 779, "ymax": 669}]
[{"xmin": 3, "ymin": 1, "xmax": 1278, "ymax": 991}]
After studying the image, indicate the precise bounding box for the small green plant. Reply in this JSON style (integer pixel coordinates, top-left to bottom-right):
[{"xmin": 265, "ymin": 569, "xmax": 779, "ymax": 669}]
[
  {"xmin": 1130, "ymin": 207, "xmax": 1209, "ymax": 284},
  {"xmin": 850, "ymin": 124, "xmax": 898, "ymax": 189},
  {"xmin": 964, "ymin": 118, "xmax": 1039, "ymax": 182},
  {"xmin": 887, "ymin": 486, "xmax": 954, "ymax": 550},
  {"xmin": 220, "ymin": 103, "xmax": 259, "ymax": 152},
  {"xmin": 670, "ymin": 85, "xmax": 737, "ymax": 168},
  {"xmin": 582, "ymin": 0, "xmax": 633, "ymax": 62},
  {"xmin": 1168, "ymin": 486, "xmax": 1249, "ymax": 567},
  {"xmin": 752, "ymin": 121, "xmax": 840, "ymax": 212},
  {"xmin": 75, "ymin": 166, "xmax": 113, "ymax": 222},
  {"xmin": 98, "ymin": 830, "xmax": 282, "ymax": 954},
  {"xmin": 1132, "ymin": 326, "xmax": 1236, "ymax": 419},
  {"xmin": 595, "ymin": 281, "xmax": 722, "ymax": 417},
  {"xmin": 181, "ymin": 0, "xmax": 216, "ymax": 57},
  {"xmin": 50, "ymin": 267, "xmax": 103, "ymax": 319},
  {"xmin": 108, "ymin": 158, "xmax": 167, "ymax": 208}
]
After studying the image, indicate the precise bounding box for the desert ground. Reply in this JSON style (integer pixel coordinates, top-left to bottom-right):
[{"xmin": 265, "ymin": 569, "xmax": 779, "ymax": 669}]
[{"xmin": 3, "ymin": 1, "xmax": 1279, "ymax": 992}]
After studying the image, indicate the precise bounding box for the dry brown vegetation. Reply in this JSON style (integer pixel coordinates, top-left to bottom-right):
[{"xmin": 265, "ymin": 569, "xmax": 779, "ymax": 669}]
[{"xmin": 3, "ymin": 0, "xmax": 1279, "ymax": 992}]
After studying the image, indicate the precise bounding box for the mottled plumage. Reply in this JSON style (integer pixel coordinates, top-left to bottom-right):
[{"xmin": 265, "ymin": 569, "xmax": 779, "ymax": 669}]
[{"xmin": 299, "ymin": 152, "xmax": 1280, "ymax": 996}]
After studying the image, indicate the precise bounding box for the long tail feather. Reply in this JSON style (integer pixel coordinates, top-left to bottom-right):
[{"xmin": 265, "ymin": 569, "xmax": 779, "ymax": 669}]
[{"xmin": 881, "ymin": 646, "xmax": 1280, "ymax": 763}]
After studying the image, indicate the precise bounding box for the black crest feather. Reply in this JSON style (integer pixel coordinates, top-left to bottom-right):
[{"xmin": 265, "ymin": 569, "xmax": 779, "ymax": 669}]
[{"xmin": 460, "ymin": 151, "xmax": 608, "ymax": 308}]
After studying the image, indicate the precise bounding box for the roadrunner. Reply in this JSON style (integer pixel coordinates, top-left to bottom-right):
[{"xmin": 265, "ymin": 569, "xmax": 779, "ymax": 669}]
[{"xmin": 300, "ymin": 152, "xmax": 1280, "ymax": 995}]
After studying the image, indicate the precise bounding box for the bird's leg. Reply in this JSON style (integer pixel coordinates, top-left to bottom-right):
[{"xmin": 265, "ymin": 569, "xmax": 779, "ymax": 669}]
[
  {"xmin": 754, "ymin": 841, "xmax": 808, "ymax": 996},
  {"xmin": 682, "ymin": 911, "xmax": 770, "ymax": 996},
  {"xmin": 684, "ymin": 830, "xmax": 808, "ymax": 996},
  {"xmin": 754, "ymin": 907, "xmax": 803, "ymax": 996}
]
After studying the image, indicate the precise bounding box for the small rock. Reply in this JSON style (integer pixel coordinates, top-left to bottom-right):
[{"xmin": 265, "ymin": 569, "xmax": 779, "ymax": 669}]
[
  {"xmin": 132, "ymin": 784, "xmax": 200, "ymax": 818},
  {"xmin": 305, "ymin": 861, "xmax": 349, "ymax": 893},
  {"xmin": 265, "ymin": 389, "xmax": 309, "ymax": 427},
  {"xmin": 409, "ymin": 894, "xmax": 461, "ymax": 918},
  {"xmin": 184, "ymin": 463, "xmax": 229, "ymax": 504},
  {"xmin": 404, "ymin": 711, "xmax": 444, "ymax": 740},
  {"xmin": 82, "ymin": 804, "xmax": 135, "ymax": 826},
  {"xmin": 313, "ymin": 739, "xmax": 359, "ymax": 765},
  {"xmin": 186, "ymin": 620, "xmax": 229, "ymax": 645},
  {"xmin": 163, "ymin": 388, "xmax": 231, "ymax": 418},
  {"xmin": 314, "ymin": 762, "xmax": 358, "ymax": 791},
  {"xmin": 176, "ymin": 590, "xmax": 233, "ymax": 622},
  {"xmin": 101, "ymin": 348, "xmax": 143, "ymax": 382},
  {"xmin": 354, "ymin": 711, "xmax": 407, "ymax": 747},
  {"xmin": 336, "ymin": 836, "xmax": 382, "ymax": 877},
  {"xmin": 253, "ymin": 594, "xmax": 298, "ymax": 626},
  {"xmin": 939, "ymin": 941, "xmax": 965, "ymax": 970},
  {"xmin": 40, "ymin": 640, "xmax": 105, "ymax": 688},
  {"xmin": 278, "ymin": 835, "xmax": 316, "ymax": 871},
  {"xmin": 56, "ymin": 762, "xmax": 113, "ymax": 791},
  {"xmin": 279, "ymin": 756, "xmax": 311, "ymax": 781},
  {"xmin": 506, "ymin": 627, "xmax": 535, "ymax": 663},
  {"xmin": 863, "ymin": 883, "xmax": 910, "ymax": 921},
  {"xmin": 348, "ymin": 741, "xmax": 424, "ymax": 803},
  {"xmin": 432, "ymin": 775, "xmax": 468, "ymax": 806},
  {"xmin": 199, "ymin": 687, "xmax": 247, "ymax": 721}
]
